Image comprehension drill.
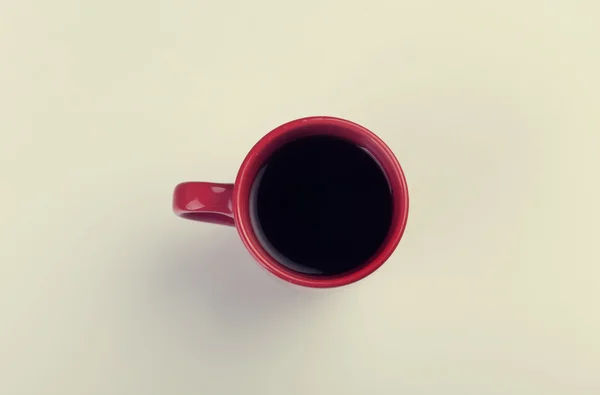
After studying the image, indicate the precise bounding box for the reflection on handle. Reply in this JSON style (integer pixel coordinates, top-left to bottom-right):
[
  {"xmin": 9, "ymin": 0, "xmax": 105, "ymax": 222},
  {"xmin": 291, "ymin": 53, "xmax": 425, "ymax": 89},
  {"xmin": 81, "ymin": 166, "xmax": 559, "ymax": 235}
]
[{"xmin": 173, "ymin": 182, "xmax": 235, "ymax": 226}]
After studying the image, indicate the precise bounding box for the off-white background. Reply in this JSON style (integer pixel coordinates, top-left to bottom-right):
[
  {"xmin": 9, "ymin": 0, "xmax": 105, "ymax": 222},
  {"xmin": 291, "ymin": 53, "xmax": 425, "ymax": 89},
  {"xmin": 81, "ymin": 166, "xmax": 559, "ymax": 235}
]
[{"xmin": 1, "ymin": 1, "xmax": 599, "ymax": 394}]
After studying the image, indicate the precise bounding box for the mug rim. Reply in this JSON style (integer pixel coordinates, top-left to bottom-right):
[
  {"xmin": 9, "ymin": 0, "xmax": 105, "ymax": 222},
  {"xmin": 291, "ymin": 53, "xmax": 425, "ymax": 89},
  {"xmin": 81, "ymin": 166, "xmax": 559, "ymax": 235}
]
[{"xmin": 233, "ymin": 116, "xmax": 409, "ymax": 288}]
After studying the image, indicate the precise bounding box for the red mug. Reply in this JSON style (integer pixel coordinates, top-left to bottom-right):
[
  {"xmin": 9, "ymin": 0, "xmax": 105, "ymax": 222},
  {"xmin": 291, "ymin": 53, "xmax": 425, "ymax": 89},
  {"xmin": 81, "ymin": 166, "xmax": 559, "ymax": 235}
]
[{"xmin": 173, "ymin": 116, "xmax": 409, "ymax": 288}]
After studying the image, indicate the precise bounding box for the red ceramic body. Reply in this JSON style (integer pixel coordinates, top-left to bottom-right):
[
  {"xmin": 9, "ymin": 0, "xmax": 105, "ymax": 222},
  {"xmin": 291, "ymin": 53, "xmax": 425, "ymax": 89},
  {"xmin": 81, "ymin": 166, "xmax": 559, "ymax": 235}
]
[{"xmin": 173, "ymin": 116, "xmax": 409, "ymax": 288}]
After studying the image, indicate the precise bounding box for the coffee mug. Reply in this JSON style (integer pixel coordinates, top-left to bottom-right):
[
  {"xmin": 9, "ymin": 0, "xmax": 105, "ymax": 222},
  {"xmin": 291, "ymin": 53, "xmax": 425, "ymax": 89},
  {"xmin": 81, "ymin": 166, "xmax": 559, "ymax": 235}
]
[{"xmin": 173, "ymin": 116, "xmax": 409, "ymax": 287}]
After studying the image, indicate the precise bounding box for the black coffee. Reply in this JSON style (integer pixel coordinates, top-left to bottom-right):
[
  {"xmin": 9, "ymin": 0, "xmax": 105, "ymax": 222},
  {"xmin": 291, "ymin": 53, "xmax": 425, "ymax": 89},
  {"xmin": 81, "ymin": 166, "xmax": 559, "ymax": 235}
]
[{"xmin": 250, "ymin": 135, "xmax": 393, "ymax": 276}]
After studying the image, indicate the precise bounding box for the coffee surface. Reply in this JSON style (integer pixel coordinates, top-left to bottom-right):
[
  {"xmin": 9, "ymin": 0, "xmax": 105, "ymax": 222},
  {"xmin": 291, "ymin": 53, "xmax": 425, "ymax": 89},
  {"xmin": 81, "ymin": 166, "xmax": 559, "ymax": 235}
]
[{"xmin": 250, "ymin": 135, "xmax": 393, "ymax": 276}]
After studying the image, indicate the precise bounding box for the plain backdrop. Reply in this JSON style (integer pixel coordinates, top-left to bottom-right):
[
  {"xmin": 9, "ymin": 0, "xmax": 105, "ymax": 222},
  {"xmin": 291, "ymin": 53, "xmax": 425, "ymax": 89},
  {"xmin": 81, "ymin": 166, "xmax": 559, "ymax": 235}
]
[{"xmin": 1, "ymin": 1, "xmax": 599, "ymax": 394}]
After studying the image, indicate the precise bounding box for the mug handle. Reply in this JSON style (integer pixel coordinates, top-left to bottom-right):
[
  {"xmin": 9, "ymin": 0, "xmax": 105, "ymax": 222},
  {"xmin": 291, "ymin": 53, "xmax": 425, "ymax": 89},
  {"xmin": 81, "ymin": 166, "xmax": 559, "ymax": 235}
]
[{"xmin": 173, "ymin": 182, "xmax": 235, "ymax": 226}]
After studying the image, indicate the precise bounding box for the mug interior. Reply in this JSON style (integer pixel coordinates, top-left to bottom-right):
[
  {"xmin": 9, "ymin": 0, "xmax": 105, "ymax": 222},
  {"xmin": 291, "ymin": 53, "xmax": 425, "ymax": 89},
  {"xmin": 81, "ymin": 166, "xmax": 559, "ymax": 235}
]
[{"xmin": 233, "ymin": 117, "xmax": 408, "ymax": 287}]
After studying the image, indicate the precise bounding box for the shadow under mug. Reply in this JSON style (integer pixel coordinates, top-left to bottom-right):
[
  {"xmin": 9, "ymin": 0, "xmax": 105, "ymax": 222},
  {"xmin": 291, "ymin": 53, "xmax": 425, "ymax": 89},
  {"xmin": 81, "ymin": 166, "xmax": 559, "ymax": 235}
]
[{"xmin": 173, "ymin": 116, "xmax": 409, "ymax": 288}]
